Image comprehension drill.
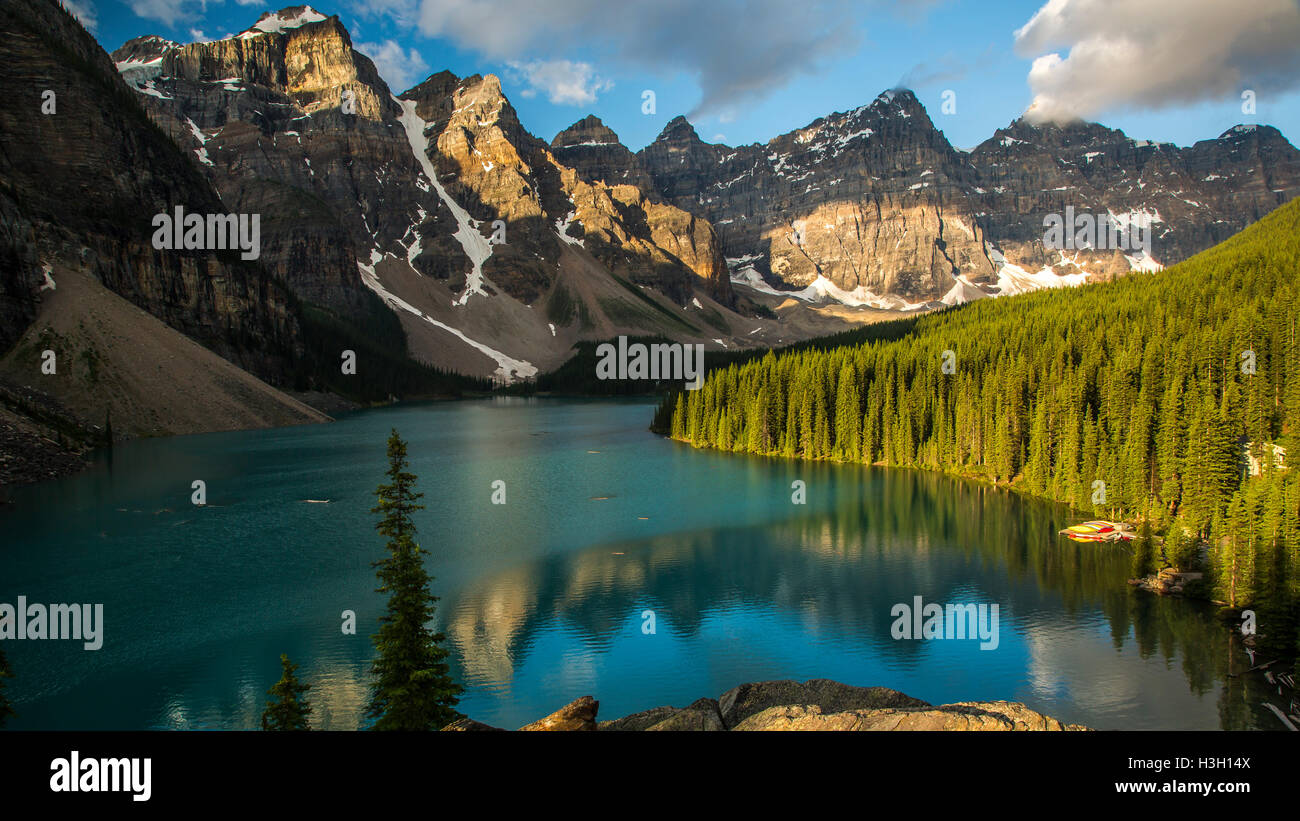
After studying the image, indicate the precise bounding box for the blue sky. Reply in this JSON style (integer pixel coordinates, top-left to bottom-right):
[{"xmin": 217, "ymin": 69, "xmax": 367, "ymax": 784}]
[{"xmin": 77, "ymin": 0, "xmax": 1300, "ymax": 152}]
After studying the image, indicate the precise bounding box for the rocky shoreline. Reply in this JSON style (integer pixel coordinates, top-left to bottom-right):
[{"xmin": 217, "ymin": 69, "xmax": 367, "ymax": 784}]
[{"xmin": 444, "ymin": 679, "xmax": 1090, "ymax": 731}]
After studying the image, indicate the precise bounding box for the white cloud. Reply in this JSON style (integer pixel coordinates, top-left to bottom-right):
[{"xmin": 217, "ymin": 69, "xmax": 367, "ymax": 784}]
[
  {"xmin": 189, "ymin": 28, "xmax": 214, "ymax": 42},
  {"xmin": 126, "ymin": 0, "xmax": 202, "ymax": 27},
  {"xmin": 61, "ymin": 0, "xmax": 98, "ymax": 32},
  {"xmin": 410, "ymin": 0, "xmax": 883, "ymax": 118},
  {"xmin": 1014, "ymin": 0, "xmax": 1300, "ymax": 123},
  {"xmin": 505, "ymin": 59, "xmax": 611, "ymax": 106},
  {"xmin": 356, "ymin": 39, "xmax": 431, "ymax": 93},
  {"xmin": 349, "ymin": 0, "xmax": 416, "ymax": 24},
  {"xmin": 235, "ymin": 0, "xmax": 264, "ymax": 6}
]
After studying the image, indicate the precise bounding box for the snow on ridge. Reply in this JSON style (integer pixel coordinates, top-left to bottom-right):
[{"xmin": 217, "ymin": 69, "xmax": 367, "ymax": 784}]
[
  {"xmin": 115, "ymin": 55, "xmax": 166, "ymax": 91},
  {"xmin": 394, "ymin": 96, "xmax": 495, "ymax": 307},
  {"xmin": 357, "ymin": 250, "xmax": 535, "ymax": 382},
  {"xmin": 239, "ymin": 6, "xmax": 328, "ymax": 38}
]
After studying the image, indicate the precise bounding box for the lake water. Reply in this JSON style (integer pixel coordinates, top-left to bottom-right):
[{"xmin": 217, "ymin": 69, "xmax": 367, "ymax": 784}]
[{"xmin": 0, "ymin": 398, "xmax": 1278, "ymax": 730}]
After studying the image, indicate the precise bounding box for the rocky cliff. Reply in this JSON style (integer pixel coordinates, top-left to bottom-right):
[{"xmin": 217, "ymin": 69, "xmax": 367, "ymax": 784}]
[
  {"xmin": 442, "ymin": 679, "xmax": 1089, "ymax": 731},
  {"xmin": 111, "ymin": 10, "xmax": 742, "ymax": 382},
  {"xmin": 635, "ymin": 92, "xmax": 995, "ymax": 307},
  {"xmin": 555, "ymin": 91, "xmax": 1300, "ymax": 307},
  {"xmin": 0, "ymin": 0, "xmax": 303, "ymax": 381}
]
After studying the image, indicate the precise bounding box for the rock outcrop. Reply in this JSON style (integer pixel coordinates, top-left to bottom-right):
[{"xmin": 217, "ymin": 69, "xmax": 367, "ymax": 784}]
[
  {"xmin": 716, "ymin": 678, "xmax": 929, "ymax": 727},
  {"xmin": 732, "ymin": 700, "xmax": 1088, "ymax": 731},
  {"xmin": 518, "ymin": 695, "xmax": 599, "ymax": 731},
  {"xmin": 446, "ymin": 679, "xmax": 1088, "ymax": 731}
]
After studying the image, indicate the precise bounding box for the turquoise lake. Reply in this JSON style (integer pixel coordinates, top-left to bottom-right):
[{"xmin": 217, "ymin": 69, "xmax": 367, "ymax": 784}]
[{"xmin": 0, "ymin": 398, "xmax": 1276, "ymax": 730}]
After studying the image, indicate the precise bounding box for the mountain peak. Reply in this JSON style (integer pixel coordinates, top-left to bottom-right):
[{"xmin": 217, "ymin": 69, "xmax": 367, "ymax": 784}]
[
  {"xmin": 1217, "ymin": 123, "xmax": 1285, "ymax": 142},
  {"xmin": 655, "ymin": 115, "xmax": 702, "ymax": 144},
  {"xmin": 878, "ymin": 87, "xmax": 918, "ymax": 104},
  {"xmin": 112, "ymin": 35, "xmax": 178, "ymax": 65},
  {"xmin": 240, "ymin": 6, "xmax": 331, "ymax": 38},
  {"xmin": 552, "ymin": 115, "xmax": 623, "ymax": 149}
]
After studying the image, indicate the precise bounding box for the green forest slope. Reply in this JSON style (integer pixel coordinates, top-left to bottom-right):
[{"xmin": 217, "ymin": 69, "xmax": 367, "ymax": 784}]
[{"xmin": 656, "ymin": 198, "xmax": 1300, "ymax": 611}]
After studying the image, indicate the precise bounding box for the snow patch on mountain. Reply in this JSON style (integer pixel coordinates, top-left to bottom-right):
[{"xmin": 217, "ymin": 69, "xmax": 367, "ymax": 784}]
[
  {"xmin": 940, "ymin": 275, "xmax": 988, "ymax": 306},
  {"xmin": 555, "ymin": 211, "xmax": 584, "ymax": 246},
  {"xmin": 730, "ymin": 262, "xmax": 926, "ymax": 310},
  {"xmin": 357, "ymin": 250, "xmax": 535, "ymax": 381},
  {"xmin": 185, "ymin": 118, "xmax": 214, "ymax": 167},
  {"xmin": 394, "ymin": 96, "xmax": 495, "ymax": 307},
  {"xmin": 1125, "ymin": 249, "xmax": 1163, "ymax": 272},
  {"xmin": 986, "ymin": 244, "xmax": 1088, "ymax": 296}
]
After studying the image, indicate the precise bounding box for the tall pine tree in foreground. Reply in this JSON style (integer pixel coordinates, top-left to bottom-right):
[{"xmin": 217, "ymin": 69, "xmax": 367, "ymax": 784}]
[
  {"xmin": 261, "ymin": 654, "xmax": 312, "ymax": 731},
  {"xmin": 368, "ymin": 429, "xmax": 462, "ymax": 730},
  {"xmin": 0, "ymin": 648, "xmax": 14, "ymax": 728}
]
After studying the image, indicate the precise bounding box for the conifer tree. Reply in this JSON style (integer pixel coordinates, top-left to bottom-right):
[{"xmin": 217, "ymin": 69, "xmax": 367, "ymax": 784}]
[
  {"xmin": 1164, "ymin": 523, "xmax": 1197, "ymax": 571},
  {"xmin": 261, "ymin": 654, "xmax": 312, "ymax": 731},
  {"xmin": 1130, "ymin": 519, "xmax": 1156, "ymax": 579},
  {"xmin": 368, "ymin": 429, "xmax": 462, "ymax": 730}
]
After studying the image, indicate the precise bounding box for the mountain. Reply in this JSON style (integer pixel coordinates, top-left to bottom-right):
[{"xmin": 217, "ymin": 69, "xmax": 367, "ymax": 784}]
[
  {"xmin": 0, "ymin": 0, "xmax": 302, "ymax": 377},
  {"xmin": 106, "ymin": 5, "xmax": 1300, "ymax": 383},
  {"xmin": 966, "ymin": 117, "xmax": 1300, "ymax": 281},
  {"xmin": 111, "ymin": 8, "xmax": 755, "ymax": 382},
  {"xmin": 12, "ymin": 0, "xmax": 1300, "ymax": 402},
  {"xmin": 0, "ymin": 0, "xmax": 471, "ymax": 487},
  {"xmin": 559, "ymin": 91, "xmax": 1300, "ymax": 308}
]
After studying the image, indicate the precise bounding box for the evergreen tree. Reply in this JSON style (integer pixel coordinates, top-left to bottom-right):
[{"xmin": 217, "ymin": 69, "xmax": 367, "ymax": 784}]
[
  {"xmin": 1164, "ymin": 523, "xmax": 1197, "ymax": 571},
  {"xmin": 0, "ymin": 649, "xmax": 14, "ymax": 728},
  {"xmin": 368, "ymin": 429, "xmax": 462, "ymax": 730},
  {"xmin": 261, "ymin": 654, "xmax": 312, "ymax": 731},
  {"xmin": 1130, "ymin": 519, "xmax": 1156, "ymax": 579}
]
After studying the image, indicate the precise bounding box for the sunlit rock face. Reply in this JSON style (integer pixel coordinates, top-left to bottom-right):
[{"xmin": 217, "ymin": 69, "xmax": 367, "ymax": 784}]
[
  {"xmin": 112, "ymin": 7, "xmax": 735, "ymax": 353},
  {"xmin": 626, "ymin": 91, "xmax": 1300, "ymax": 305}
]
